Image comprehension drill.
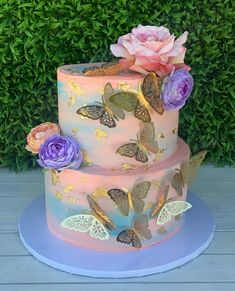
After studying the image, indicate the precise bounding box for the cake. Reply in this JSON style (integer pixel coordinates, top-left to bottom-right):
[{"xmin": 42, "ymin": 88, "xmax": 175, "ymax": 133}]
[{"xmin": 26, "ymin": 25, "xmax": 206, "ymax": 252}]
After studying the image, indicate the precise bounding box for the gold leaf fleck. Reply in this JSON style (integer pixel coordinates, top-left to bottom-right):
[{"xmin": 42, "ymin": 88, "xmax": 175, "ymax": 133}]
[
  {"xmin": 81, "ymin": 150, "xmax": 93, "ymax": 166},
  {"xmin": 152, "ymin": 180, "xmax": 161, "ymax": 189},
  {"xmin": 55, "ymin": 191, "xmax": 63, "ymax": 200},
  {"xmin": 64, "ymin": 184, "xmax": 74, "ymax": 193},
  {"xmin": 94, "ymin": 128, "xmax": 108, "ymax": 140},
  {"xmin": 121, "ymin": 163, "xmax": 137, "ymax": 171},
  {"xmin": 92, "ymin": 187, "xmax": 108, "ymax": 200},
  {"xmin": 50, "ymin": 169, "xmax": 60, "ymax": 185},
  {"xmin": 99, "ymin": 86, "xmax": 104, "ymax": 95},
  {"xmin": 157, "ymin": 132, "xmax": 165, "ymax": 139},
  {"xmin": 69, "ymin": 82, "xmax": 85, "ymax": 95},
  {"xmin": 71, "ymin": 128, "xmax": 79, "ymax": 137},
  {"xmin": 80, "ymin": 115, "xmax": 88, "ymax": 120},
  {"xmin": 118, "ymin": 82, "xmax": 130, "ymax": 91},
  {"xmin": 67, "ymin": 196, "xmax": 76, "ymax": 204},
  {"xmin": 172, "ymin": 128, "xmax": 177, "ymax": 135},
  {"xmin": 67, "ymin": 95, "xmax": 76, "ymax": 107},
  {"xmin": 154, "ymin": 148, "xmax": 165, "ymax": 162},
  {"xmin": 144, "ymin": 202, "xmax": 154, "ymax": 211}
]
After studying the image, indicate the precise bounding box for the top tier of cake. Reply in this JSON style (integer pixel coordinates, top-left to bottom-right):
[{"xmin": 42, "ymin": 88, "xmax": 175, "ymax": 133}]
[{"xmin": 58, "ymin": 63, "xmax": 179, "ymax": 170}]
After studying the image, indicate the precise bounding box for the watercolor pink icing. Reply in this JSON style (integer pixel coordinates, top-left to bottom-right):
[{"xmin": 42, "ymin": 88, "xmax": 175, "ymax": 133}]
[
  {"xmin": 45, "ymin": 138, "xmax": 190, "ymax": 252},
  {"xmin": 57, "ymin": 63, "xmax": 179, "ymax": 170}
]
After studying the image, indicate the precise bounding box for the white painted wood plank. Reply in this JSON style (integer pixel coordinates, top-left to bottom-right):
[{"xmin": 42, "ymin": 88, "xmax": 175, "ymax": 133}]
[
  {"xmin": 0, "ymin": 194, "xmax": 234, "ymax": 231},
  {"xmin": 1, "ymin": 231, "xmax": 234, "ymax": 256},
  {"xmin": 0, "ymin": 184, "xmax": 43, "ymax": 197},
  {"xmin": 1, "ymin": 283, "xmax": 235, "ymax": 291},
  {"xmin": 0, "ymin": 255, "xmax": 234, "ymax": 283},
  {"xmin": 0, "ymin": 165, "xmax": 233, "ymax": 181}
]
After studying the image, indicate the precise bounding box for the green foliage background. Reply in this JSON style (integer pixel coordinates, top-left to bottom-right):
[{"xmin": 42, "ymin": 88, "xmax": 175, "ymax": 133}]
[{"xmin": 0, "ymin": 0, "xmax": 234, "ymax": 170}]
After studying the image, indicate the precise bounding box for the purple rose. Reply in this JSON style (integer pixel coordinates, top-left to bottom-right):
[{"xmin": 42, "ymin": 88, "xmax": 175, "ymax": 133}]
[
  {"xmin": 38, "ymin": 134, "xmax": 82, "ymax": 170},
  {"xmin": 161, "ymin": 69, "xmax": 194, "ymax": 110}
]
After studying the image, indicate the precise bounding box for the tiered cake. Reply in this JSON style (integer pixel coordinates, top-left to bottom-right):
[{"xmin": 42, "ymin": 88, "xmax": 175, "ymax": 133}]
[{"xmin": 26, "ymin": 25, "xmax": 206, "ymax": 252}]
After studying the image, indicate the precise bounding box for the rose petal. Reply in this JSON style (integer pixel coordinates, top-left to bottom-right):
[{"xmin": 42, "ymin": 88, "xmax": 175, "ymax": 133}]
[{"xmin": 110, "ymin": 44, "xmax": 132, "ymax": 59}]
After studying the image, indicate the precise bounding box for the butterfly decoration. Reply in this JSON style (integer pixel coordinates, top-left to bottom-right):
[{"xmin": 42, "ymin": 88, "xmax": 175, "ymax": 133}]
[
  {"xmin": 60, "ymin": 194, "xmax": 115, "ymax": 240},
  {"xmin": 110, "ymin": 88, "xmax": 151, "ymax": 123},
  {"xmin": 116, "ymin": 121, "xmax": 158, "ymax": 163},
  {"xmin": 82, "ymin": 60, "xmax": 135, "ymax": 76},
  {"xmin": 149, "ymin": 184, "xmax": 192, "ymax": 225},
  {"xmin": 141, "ymin": 72, "xmax": 164, "ymax": 115},
  {"xmin": 77, "ymin": 82, "xmax": 138, "ymax": 128},
  {"xmin": 107, "ymin": 181, "xmax": 151, "ymax": 216},
  {"xmin": 172, "ymin": 151, "xmax": 207, "ymax": 196},
  {"xmin": 116, "ymin": 214, "xmax": 152, "ymax": 249}
]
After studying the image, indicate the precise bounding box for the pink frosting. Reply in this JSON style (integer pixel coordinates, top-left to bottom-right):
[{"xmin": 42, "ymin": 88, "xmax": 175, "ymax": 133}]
[
  {"xmin": 45, "ymin": 139, "xmax": 190, "ymax": 252},
  {"xmin": 58, "ymin": 64, "xmax": 179, "ymax": 170}
]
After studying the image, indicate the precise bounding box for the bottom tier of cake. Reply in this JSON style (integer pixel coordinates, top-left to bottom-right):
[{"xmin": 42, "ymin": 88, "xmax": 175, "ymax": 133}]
[{"xmin": 45, "ymin": 138, "xmax": 191, "ymax": 252}]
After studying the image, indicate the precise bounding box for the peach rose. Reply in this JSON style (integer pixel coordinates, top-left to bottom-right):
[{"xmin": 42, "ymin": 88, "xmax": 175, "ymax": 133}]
[
  {"xmin": 110, "ymin": 25, "xmax": 190, "ymax": 78},
  {"xmin": 26, "ymin": 122, "xmax": 60, "ymax": 154}
]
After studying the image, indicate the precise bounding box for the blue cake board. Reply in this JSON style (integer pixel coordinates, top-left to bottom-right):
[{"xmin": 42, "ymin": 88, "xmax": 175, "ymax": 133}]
[{"xmin": 18, "ymin": 192, "xmax": 215, "ymax": 278}]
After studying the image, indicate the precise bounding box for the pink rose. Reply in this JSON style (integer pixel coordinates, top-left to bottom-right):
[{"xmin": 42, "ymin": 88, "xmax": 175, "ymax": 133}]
[
  {"xmin": 110, "ymin": 25, "xmax": 190, "ymax": 78},
  {"xmin": 26, "ymin": 122, "xmax": 60, "ymax": 154}
]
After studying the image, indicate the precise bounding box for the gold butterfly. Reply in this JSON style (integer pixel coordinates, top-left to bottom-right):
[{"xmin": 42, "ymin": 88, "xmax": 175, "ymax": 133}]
[
  {"xmin": 110, "ymin": 87, "xmax": 151, "ymax": 123},
  {"xmin": 172, "ymin": 151, "xmax": 207, "ymax": 196},
  {"xmin": 149, "ymin": 185, "xmax": 192, "ymax": 225},
  {"xmin": 116, "ymin": 122, "xmax": 158, "ymax": 163},
  {"xmin": 107, "ymin": 181, "xmax": 151, "ymax": 216},
  {"xmin": 83, "ymin": 60, "xmax": 135, "ymax": 76},
  {"xmin": 116, "ymin": 214, "xmax": 152, "ymax": 249},
  {"xmin": 141, "ymin": 72, "xmax": 164, "ymax": 115},
  {"xmin": 77, "ymin": 82, "xmax": 138, "ymax": 128},
  {"xmin": 87, "ymin": 194, "xmax": 115, "ymax": 231}
]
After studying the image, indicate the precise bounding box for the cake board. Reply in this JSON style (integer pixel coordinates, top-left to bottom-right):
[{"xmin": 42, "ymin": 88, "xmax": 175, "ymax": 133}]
[{"xmin": 18, "ymin": 192, "xmax": 215, "ymax": 278}]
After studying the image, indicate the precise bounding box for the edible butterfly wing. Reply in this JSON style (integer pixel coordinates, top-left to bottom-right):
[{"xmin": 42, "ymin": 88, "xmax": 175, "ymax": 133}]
[
  {"xmin": 116, "ymin": 229, "xmax": 142, "ymax": 249},
  {"xmin": 157, "ymin": 201, "xmax": 192, "ymax": 225},
  {"xmin": 131, "ymin": 181, "xmax": 151, "ymax": 213},
  {"xmin": 183, "ymin": 151, "xmax": 207, "ymax": 185},
  {"xmin": 141, "ymin": 72, "xmax": 164, "ymax": 115},
  {"xmin": 139, "ymin": 122, "xmax": 158, "ymax": 153},
  {"xmin": 116, "ymin": 143, "xmax": 139, "ymax": 158},
  {"xmin": 103, "ymin": 83, "xmax": 125, "ymax": 120},
  {"xmin": 172, "ymin": 162, "xmax": 185, "ymax": 196},
  {"xmin": 99, "ymin": 111, "xmax": 116, "ymax": 128},
  {"xmin": 87, "ymin": 195, "xmax": 115, "ymax": 230},
  {"xmin": 149, "ymin": 185, "xmax": 169, "ymax": 219},
  {"xmin": 77, "ymin": 105, "xmax": 105, "ymax": 120},
  {"xmin": 61, "ymin": 214, "xmax": 94, "ymax": 232},
  {"xmin": 89, "ymin": 218, "xmax": 110, "ymax": 240},
  {"xmin": 60, "ymin": 214, "xmax": 109, "ymax": 240},
  {"xmin": 164, "ymin": 201, "xmax": 192, "ymax": 216},
  {"xmin": 135, "ymin": 148, "xmax": 148, "ymax": 163},
  {"xmin": 107, "ymin": 188, "xmax": 129, "ymax": 216},
  {"xmin": 134, "ymin": 214, "xmax": 152, "ymax": 240},
  {"xmin": 109, "ymin": 91, "xmax": 139, "ymax": 112},
  {"xmin": 156, "ymin": 206, "xmax": 172, "ymax": 225},
  {"xmin": 134, "ymin": 104, "xmax": 151, "ymax": 123}
]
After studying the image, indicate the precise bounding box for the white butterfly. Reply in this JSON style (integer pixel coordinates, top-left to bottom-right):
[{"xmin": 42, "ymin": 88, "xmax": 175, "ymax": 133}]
[
  {"xmin": 157, "ymin": 201, "xmax": 192, "ymax": 225},
  {"xmin": 60, "ymin": 214, "xmax": 109, "ymax": 240},
  {"xmin": 149, "ymin": 185, "xmax": 192, "ymax": 225}
]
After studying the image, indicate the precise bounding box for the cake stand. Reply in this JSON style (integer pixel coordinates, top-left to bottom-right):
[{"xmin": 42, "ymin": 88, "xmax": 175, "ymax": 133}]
[{"xmin": 19, "ymin": 192, "xmax": 215, "ymax": 278}]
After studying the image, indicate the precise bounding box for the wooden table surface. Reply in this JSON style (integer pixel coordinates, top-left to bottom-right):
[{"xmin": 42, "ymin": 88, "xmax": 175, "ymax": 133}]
[{"xmin": 0, "ymin": 166, "xmax": 234, "ymax": 291}]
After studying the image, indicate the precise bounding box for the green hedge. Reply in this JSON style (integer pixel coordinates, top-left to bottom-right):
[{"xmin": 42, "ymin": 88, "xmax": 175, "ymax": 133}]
[{"xmin": 0, "ymin": 0, "xmax": 234, "ymax": 170}]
